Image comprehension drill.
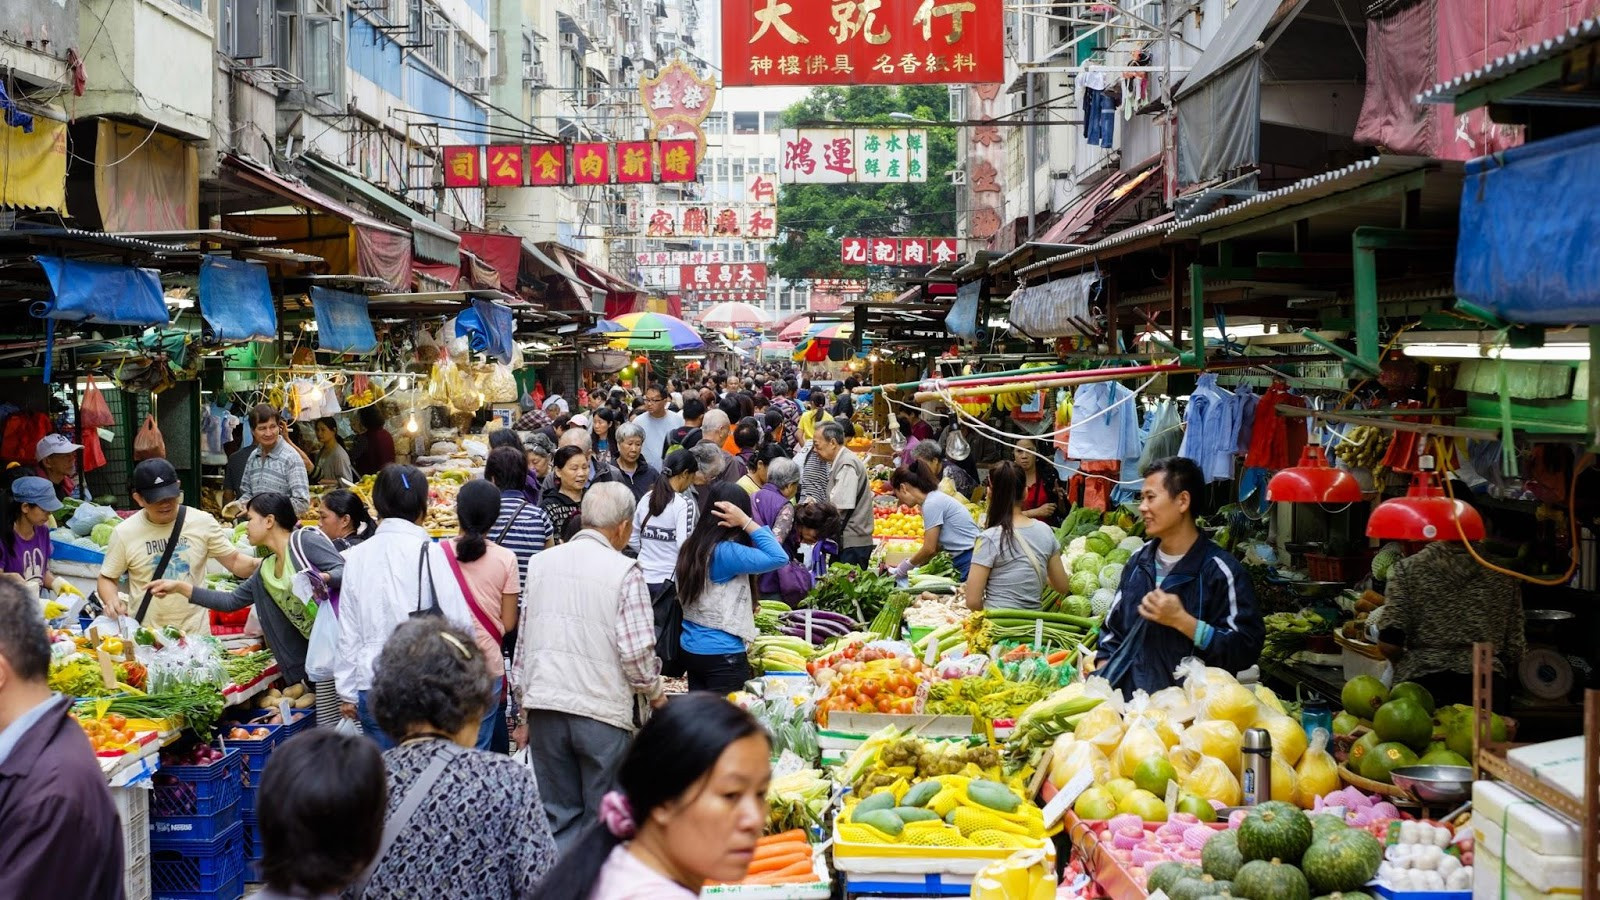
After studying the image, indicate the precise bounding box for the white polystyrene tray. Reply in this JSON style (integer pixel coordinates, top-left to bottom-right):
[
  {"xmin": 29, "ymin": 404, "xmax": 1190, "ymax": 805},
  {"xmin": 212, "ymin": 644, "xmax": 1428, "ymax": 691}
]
[
  {"xmin": 1470, "ymin": 814, "xmax": 1581, "ymax": 894},
  {"xmin": 1503, "ymin": 736, "xmax": 1586, "ymax": 808},
  {"xmin": 1472, "ymin": 779, "xmax": 1583, "ymax": 856},
  {"xmin": 1472, "ymin": 843, "xmax": 1569, "ymax": 900}
]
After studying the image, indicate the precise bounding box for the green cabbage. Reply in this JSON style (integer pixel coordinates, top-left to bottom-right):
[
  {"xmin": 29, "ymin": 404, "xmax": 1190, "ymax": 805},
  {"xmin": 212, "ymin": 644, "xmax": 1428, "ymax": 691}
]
[
  {"xmin": 1118, "ymin": 536, "xmax": 1146, "ymax": 553},
  {"xmin": 1072, "ymin": 551, "xmax": 1105, "ymax": 574},
  {"xmin": 1099, "ymin": 563, "xmax": 1125, "ymax": 590},
  {"xmin": 1372, "ymin": 542, "xmax": 1405, "ymax": 580},
  {"xmin": 90, "ymin": 522, "xmax": 116, "ymax": 547},
  {"xmin": 1084, "ymin": 532, "xmax": 1115, "ymax": 556},
  {"xmin": 1069, "ymin": 571, "xmax": 1100, "ymax": 596},
  {"xmin": 1105, "ymin": 548, "xmax": 1132, "ymax": 565},
  {"xmin": 1097, "ymin": 524, "xmax": 1128, "ymax": 544},
  {"xmin": 1064, "ymin": 595, "xmax": 1092, "ymax": 617}
]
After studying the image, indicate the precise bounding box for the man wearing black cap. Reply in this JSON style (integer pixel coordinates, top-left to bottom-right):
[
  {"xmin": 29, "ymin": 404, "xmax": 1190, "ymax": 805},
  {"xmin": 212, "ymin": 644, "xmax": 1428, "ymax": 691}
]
[{"xmin": 96, "ymin": 459, "xmax": 259, "ymax": 634}]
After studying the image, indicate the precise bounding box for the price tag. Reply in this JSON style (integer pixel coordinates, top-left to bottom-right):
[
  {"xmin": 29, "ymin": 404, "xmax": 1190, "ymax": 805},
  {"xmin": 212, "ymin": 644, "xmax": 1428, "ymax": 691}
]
[
  {"xmin": 96, "ymin": 648, "xmax": 117, "ymax": 690},
  {"xmin": 279, "ymin": 698, "xmax": 293, "ymax": 726},
  {"xmin": 1033, "ymin": 618, "xmax": 1045, "ymax": 649},
  {"xmin": 923, "ymin": 632, "xmax": 939, "ymax": 667},
  {"xmin": 1042, "ymin": 766, "xmax": 1093, "ymax": 829},
  {"xmin": 772, "ymin": 749, "xmax": 807, "ymax": 778},
  {"xmin": 1163, "ymin": 778, "xmax": 1180, "ymax": 813},
  {"xmin": 123, "ymin": 640, "xmax": 137, "ymax": 662}
]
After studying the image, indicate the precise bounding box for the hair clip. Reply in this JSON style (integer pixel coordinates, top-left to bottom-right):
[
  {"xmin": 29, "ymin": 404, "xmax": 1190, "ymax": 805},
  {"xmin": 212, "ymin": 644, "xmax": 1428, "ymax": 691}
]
[
  {"xmin": 438, "ymin": 631, "xmax": 472, "ymax": 660},
  {"xmin": 400, "ymin": 471, "xmax": 411, "ymax": 489}
]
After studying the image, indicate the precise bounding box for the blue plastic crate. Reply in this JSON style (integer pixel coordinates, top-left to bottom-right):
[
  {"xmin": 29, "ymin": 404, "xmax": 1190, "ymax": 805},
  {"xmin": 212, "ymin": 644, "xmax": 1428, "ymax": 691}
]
[
  {"xmin": 152, "ymin": 749, "xmax": 243, "ymax": 821},
  {"xmin": 52, "ymin": 538, "xmax": 106, "ymax": 564},
  {"xmin": 219, "ymin": 723, "xmax": 281, "ymax": 787},
  {"xmin": 283, "ymin": 707, "xmax": 316, "ymax": 737},
  {"xmin": 150, "ymin": 820, "xmax": 246, "ymax": 900},
  {"xmin": 150, "ymin": 799, "xmax": 241, "ymax": 845}
]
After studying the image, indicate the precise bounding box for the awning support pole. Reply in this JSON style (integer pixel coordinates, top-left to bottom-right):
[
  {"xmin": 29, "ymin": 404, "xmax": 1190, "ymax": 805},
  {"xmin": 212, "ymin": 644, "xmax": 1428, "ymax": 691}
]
[{"xmin": 1185, "ymin": 262, "xmax": 1206, "ymax": 366}]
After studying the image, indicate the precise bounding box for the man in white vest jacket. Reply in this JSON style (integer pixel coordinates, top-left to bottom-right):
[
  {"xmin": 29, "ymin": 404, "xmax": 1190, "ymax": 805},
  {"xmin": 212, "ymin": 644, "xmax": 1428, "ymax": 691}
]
[{"xmin": 512, "ymin": 481, "xmax": 667, "ymax": 850}]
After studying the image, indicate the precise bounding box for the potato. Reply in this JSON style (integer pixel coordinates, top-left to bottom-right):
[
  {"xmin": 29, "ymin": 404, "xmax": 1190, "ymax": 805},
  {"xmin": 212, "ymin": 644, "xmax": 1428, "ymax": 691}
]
[
  {"xmin": 293, "ymin": 695, "xmax": 316, "ymax": 709},
  {"xmin": 257, "ymin": 696, "xmax": 278, "ymax": 710},
  {"xmin": 283, "ymin": 684, "xmax": 306, "ymax": 700}
]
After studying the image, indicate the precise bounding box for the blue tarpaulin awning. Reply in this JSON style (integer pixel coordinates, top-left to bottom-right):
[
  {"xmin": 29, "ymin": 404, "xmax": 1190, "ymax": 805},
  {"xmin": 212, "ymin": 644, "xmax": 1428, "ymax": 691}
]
[
  {"xmin": 33, "ymin": 256, "xmax": 168, "ymax": 326},
  {"xmin": 455, "ymin": 298, "xmax": 515, "ymax": 364},
  {"xmin": 199, "ymin": 255, "xmax": 276, "ymax": 341},
  {"xmin": 310, "ymin": 286, "xmax": 378, "ymax": 355},
  {"xmin": 1457, "ymin": 123, "xmax": 1600, "ymax": 325}
]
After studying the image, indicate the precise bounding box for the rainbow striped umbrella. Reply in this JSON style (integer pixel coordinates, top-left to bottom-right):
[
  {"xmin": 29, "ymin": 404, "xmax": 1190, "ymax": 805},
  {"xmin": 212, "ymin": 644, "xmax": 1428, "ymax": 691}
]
[{"xmin": 605, "ymin": 311, "xmax": 704, "ymax": 351}]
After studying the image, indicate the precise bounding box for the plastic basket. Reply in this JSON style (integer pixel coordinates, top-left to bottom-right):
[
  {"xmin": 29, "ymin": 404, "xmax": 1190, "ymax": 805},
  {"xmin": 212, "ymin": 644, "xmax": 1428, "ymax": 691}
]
[
  {"xmin": 221, "ymin": 723, "xmax": 282, "ymax": 790},
  {"xmin": 151, "ymin": 749, "xmax": 244, "ymax": 842},
  {"xmin": 150, "ymin": 820, "xmax": 246, "ymax": 900},
  {"xmin": 283, "ymin": 707, "xmax": 316, "ymax": 737},
  {"xmin": 51, "ymin": 538, "xmax": 107, "ymax": 564},
  {"xmin": 243, "ymin": 814, "xmax": 263, "ymax": 883},
  {"xmin": 116, "ymin": 787, "xmax": 153, "ymax": 900},
  {"xmin": 1304, "ymin": 550, "xmax": 1374, "ymax": 583}
]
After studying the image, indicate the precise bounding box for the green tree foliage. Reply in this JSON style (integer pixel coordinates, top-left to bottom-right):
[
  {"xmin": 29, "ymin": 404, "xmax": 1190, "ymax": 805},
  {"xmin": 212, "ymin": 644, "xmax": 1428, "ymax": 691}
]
[{"xmin": 772, "ymin": 85, "xmax": 957, "ymax": 280}]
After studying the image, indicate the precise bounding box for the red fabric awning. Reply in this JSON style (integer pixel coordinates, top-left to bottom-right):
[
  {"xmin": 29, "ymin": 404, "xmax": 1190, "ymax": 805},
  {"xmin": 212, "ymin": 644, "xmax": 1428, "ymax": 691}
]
[{"xmin": 456, "ymin": 231, "xmax": 521, "ymax": 293}]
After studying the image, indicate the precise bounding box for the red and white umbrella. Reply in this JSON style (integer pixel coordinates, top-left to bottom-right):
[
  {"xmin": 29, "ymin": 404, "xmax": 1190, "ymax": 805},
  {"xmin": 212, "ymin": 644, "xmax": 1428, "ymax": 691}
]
[{"xmin": 699, "ymin": 301, "xmax": 771, "ymax": 329}]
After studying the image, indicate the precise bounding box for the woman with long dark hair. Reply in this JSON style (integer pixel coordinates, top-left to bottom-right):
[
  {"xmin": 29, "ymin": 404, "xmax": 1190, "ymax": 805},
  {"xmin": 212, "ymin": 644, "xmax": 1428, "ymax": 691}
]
[
  {"xmin": 674, "ymin": 484, "xmax": 788, "ymax": 693},
  {"xmin": 1014, "ymin": 437, "xmax": 1064, "ymax": 525},
  {"xmin": 443, "ymin": 479, "xmax": 520, "ymax": 750},
  {"xmin": 0, "ymin": 477, "xmax": 60, "ymax": 591},
  {"xmin": 534, "ymin": 694, "xmax": 771, "ymax": 899},
  {"xmin": 963, "ymin": 461, "xmax": 1072, "ymax": 612},
  {"xmin": 542, "ymin": 445, "xmax": 590, "ymax": 540},
  {"xmin": 629, "ymin": 450, "xmax": 700, "ymax": 658},
  {"xmin": 890, "ymin": 461, "xmax": 980, "ymax": 579},
  {"xmin": 151, "ymin": 492, "xmax": 345, "ymax": 718},
  {"xmin": 310, "ymin": 417, "xmax": 355, "ymax": 486},
  {"xmin": 590, "ymin": 408, "xmax": 620, "ymax": 471},
  {"xmin": 317, "ymin": 489, "xmax": 374, "ymax": 551}
]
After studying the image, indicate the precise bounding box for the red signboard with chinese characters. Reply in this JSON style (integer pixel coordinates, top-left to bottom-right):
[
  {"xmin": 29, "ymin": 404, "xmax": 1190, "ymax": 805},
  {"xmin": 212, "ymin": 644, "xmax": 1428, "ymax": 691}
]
[
  {"xmin": 441, "ymin": 146, "xmax": 482, "ymax": 187},
  {"xmin": 659, "ymin": 140, "xmax": 699, "ymax": 182},
  {"xmin": 680, "ymin": 263, "xmax": 769, "ymax": 291},
  {"xmin": 841, "ymin": 237, "xmax": 960, "ymax": 266},
  {"xmin": 572, "ymin": 143, "xmax": 611, "ymax": 185},
  {"xmin": 528, "ymin": 144, "xmax": 566, "ymax": 186},
  {"xmin": 615, "ymin": 141, "xmax": 655, "ymax": 183},
  {"xmin": 485, "ymin": 145, "xmax": 524, "ymax": 186},
  {"xmin": 721, "ymin": 0, "xmax": 1002, "ymax": 86}
]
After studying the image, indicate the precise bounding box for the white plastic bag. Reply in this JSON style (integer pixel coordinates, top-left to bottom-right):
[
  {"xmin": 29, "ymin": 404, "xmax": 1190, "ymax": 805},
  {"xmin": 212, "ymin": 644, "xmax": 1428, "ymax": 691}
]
[{"xmin": 303, "ymin": 600, "xmax": 341, "ymax": 683}]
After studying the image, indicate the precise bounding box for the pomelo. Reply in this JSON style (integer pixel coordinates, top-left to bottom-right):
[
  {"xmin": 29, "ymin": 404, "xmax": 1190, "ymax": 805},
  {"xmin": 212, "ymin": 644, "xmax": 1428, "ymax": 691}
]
[
  {"xmin": 1388, "ymin": 681, "xmax": 1435, "ymax": 715},
  {"xmin": 1133, "ymin": 756, "xmax": 1179, "ymax": 797},
  {"xmin": 1359, "ymin": 741, "xmax": 1418, "ymax": 784},
  {"xmin": 1340, "ymin": 675, "xmax": 1388, "ymax": 719},
  {"xmin": 1372, "ymin": 698, "xmax": 1433, "ymax": 752}
]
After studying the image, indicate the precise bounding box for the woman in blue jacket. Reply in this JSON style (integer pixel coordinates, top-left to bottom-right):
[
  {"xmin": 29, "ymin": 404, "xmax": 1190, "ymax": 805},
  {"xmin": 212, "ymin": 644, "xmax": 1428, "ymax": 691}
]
[
  {"xmin": 1094, "ymin": 456, "xmax": 1263, "ymax": 697},
  {"xmin": 674, "ymin": 483, "xmax": 789, "ymax": 693}
]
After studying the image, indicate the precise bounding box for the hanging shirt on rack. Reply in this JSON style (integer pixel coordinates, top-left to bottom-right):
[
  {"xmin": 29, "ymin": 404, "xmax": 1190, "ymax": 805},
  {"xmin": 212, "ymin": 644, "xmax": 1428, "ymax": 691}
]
[
  {"xmin": 1178, "ymin": 374, "xmax": 1238, "ymax": 484},
  {"xmin": 1066, "ymin": 382, "xmax": 1140, "ymax": 462},
  {"xmin": 1233, "ymin": 383, "xmax": 1258, "ymax": 456},
  {"xmin": 1243, "ymin": 382, "xmax": 1306, "ymax": 470}
]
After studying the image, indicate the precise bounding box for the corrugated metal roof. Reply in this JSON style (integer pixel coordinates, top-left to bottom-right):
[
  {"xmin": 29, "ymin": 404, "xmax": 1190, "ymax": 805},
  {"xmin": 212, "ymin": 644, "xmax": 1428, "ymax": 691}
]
[
  {"xmin": 1020, "ymin": 212, "xmax": 1176, "ymax": 277},
  {"xmin": 1417, "ymin": 17, "xmax": 1600, "ymax": 105},
  {"xmin": 1166, "ymin": 156, "xmax": 1436, "ymax": 237},
  {"xmin": 0, "ymin": 228, "xmax": 190, "ymax": 254}
]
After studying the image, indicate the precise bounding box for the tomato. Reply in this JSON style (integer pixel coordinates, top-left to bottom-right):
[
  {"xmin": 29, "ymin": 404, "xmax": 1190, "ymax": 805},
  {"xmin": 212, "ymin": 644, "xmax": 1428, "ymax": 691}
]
[
  {"xmin": 105, "ymin": 714, "xmax": 127, "ymax": 731},
  {"xmin": 875, "ymin": 696, "xmax": 893, "ymax": 713},
  {"xmin": 894, "ymin": 698, "xmax": 916, "ymax": 714},
  {"xmin": 859, "ymin": 681, "xmax": 879, "ymax": 699},
  {"xmin": 895, "ymin": 685, "xmax": 912, "ymax": 698}
]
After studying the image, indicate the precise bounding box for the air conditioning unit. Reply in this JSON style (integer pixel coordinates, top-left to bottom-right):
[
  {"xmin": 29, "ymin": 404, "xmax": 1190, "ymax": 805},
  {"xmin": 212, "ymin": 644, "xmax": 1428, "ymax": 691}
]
[
  {"xmin": 560, "ymin": 31, "xmax": 580, "ymax": 50},
  {"xmin": 522, "ymin": 62, "xmax": 545, "ymax": 83},
  {"xmin": 465, "ymin": 75, "xmax": 488, "ymax": 93}
]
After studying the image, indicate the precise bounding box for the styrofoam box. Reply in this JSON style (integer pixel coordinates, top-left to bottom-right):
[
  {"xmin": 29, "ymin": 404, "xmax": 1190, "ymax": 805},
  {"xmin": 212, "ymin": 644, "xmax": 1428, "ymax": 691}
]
[
  {"xmin": 1472, "ymin": 780, "xmax": 1583, "ymax": 856},
  {"xmin": 1473, "ymin": 843, "xmax": 1568, "ymax": 900},
  {"xmin": 1470, "ymin": 813, "xmax": 1581, "ymax": 894},
  {"xmin": 1504, "ymin": 735, "xmax": 1586, "ymax": 808}
]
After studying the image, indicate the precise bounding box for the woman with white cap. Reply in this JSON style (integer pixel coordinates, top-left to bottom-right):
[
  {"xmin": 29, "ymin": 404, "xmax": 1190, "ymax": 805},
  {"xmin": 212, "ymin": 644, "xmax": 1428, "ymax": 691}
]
[
  {"xmin": 34, "ymin": 434, "xmax": 82, "ymax": 501},
  {"xmin": 1, "ymin": 477, "xmax": 62, "ymax": 592}
]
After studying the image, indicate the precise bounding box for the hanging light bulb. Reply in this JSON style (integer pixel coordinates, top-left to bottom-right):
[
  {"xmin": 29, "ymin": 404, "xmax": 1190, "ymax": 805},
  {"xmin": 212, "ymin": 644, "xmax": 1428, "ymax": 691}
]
[{"xmin": 404, "ymin": 412, "xmax": 419, "ymax": 434}]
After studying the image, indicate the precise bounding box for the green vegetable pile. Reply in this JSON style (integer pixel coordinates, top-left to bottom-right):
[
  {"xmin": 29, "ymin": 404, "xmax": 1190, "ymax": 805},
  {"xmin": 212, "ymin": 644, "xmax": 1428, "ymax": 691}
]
[
  {"xmin": 49, "ymin": 656, "xmax": 115, "ymax": 697},
  {"xmin": 82, "ymin": 682, "xmax": 227, "ymax": 740},
  {"xmin": 221, "ymin": 650, "xmax": 275, "ymax": 686},
  {"xmin": 805, "ymin": 563, "xmax": 896, "ymax": 622}
]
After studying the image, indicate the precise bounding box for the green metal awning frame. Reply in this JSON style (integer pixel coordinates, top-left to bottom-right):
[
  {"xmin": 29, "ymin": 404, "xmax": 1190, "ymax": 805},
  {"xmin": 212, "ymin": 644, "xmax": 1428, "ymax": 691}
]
[{"xmin": 299, "ymin": 155, "xmax": 461, "ymax": 265}]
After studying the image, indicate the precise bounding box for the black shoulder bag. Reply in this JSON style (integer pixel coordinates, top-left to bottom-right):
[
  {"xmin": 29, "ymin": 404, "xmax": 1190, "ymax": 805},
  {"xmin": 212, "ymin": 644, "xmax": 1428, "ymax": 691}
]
[
  {"xmin": 134, "ymin": 507, "xmax": 187, "ymax": 623},
  {"xmin": 411, "ymin": 541, "xmax": 443, "ymax": 619}
]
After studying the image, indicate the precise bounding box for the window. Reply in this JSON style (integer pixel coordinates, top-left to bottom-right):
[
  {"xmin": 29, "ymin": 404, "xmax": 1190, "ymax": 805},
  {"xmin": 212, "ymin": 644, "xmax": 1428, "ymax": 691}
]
[
  {"xmin": 224, "ymin": 0, "xmax": 274, "ymax": 60},
  {"xmin": 731, "ymin": 159, "xmax": 744, "ymax": 179},
  {"xmin": 703, "ymin": 112, "xmax": 726, "ymax": 134},
  {"xmin": 733, "ymin": 111, "xmax": 759, "ymax": 134},
  {"xmin": 716, "ymin": 157, "xmax": 729, "ymax": 181},
  {"xmin": 455, "ymin": 32, "xmax": 483, "ymax": 88}
]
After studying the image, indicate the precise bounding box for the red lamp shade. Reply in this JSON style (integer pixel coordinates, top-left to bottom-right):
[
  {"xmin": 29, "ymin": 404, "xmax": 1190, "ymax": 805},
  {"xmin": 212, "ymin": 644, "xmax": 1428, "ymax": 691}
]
[
  {"xmin": 1366, "ymin": 472, "xmax": 1486, "ymax": 542},
  {"xmin": 1267, "ymin": 446, "xmax": 1364, "ymax": 504}
]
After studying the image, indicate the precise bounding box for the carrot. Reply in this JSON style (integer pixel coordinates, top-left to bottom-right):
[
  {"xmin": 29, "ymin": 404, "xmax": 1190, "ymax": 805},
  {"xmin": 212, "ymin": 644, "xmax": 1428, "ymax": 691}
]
[
  {"xmin": 746, "ymin": 850, "xmax": 809, "ymax": 874},
  {"xmin": 757, "ymin": 829, "xmax": 807, "ymax": 847},
  {"xmin": 754, "ymin": 838, "xmax": 808, "ymax": 855},
  {"xmin": 1047, "ymin": 649, "xmax": 1070, "ymax": 664},
  {"xmin": 746, "ymin": 860, "xmax": 817, "ymax": 884}
]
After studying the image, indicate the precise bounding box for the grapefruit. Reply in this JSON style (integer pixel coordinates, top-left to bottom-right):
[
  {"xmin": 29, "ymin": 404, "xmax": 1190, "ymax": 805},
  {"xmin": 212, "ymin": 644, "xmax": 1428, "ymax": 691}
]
[
  {"xmin": 1373, "ymin": 698, "xmax": 1434, "ymax": 752},
  {"xmin": 1340, "ymin": 675, "xmax": 1388, "ymax": 719},
  {"xmin": 1347, "ymin": 731, "xmax": 1381, "ymax": 774},
  {"xmin": 1359, "ymin": 741, "xmax": 1419, "ymax": 784},
  {"xmin": 1418, "ymin": 747, "xmax": 1471, "ymax": 768},
  {"xmin": 1133, "ymin": 756, "xmax": 1179, "ymax": 797},
  {"xmin": 1388, "ymin": 681, "xmax": 1436, "ymax": 715}
]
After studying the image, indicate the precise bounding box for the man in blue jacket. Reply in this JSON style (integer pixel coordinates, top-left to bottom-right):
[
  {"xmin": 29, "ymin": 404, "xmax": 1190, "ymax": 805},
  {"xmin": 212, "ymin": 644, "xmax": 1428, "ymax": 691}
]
[{"xmin": 1095, "ymin": 456, "xmax": 1263, "ymax": 697}]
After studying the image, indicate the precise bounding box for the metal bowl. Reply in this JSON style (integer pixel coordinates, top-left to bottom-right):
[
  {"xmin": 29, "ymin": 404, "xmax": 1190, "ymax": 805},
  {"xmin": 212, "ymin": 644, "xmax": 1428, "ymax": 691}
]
[{"xmin": 1389, "ymin": 765, "xmax": 1474, "ymax": 805}]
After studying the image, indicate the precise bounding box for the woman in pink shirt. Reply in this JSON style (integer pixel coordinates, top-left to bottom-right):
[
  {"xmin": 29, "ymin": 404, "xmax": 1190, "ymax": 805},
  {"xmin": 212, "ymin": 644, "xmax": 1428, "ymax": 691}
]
[
  {"xmin": 534, "ymin": 694, "xmax": 772, "ymax": 899},
  {"xmin": 441, "ymin": 479, "xmax": 519, "ymax": 751}
]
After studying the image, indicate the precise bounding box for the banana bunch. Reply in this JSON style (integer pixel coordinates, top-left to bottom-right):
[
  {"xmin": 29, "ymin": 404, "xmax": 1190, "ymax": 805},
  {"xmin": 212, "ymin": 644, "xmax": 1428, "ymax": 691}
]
[
  {"xmin": 347, "ymin": 384, "xmax": 385, "ymax": 408},
  {"xmin": 1333, "ymin": 424, "xmax": 1391, "ymax": 470},
  {"xmin": 750, "ymin": 635, "xmax": 812, "ymax": 673}
]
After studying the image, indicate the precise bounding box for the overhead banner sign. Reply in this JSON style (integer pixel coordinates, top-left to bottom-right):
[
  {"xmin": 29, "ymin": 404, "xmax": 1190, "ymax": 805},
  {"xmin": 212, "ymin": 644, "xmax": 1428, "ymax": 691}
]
[
  {"xmin": 636, "ymin": 250, "xmax": 730, "ymax": 266},
  {"xmin": 722, "ymin": 0, "xmax": 1002, "ymax": 85},
  {"xmin": 779, "ymin": 129, "xmax": 927, "ymax": 183},
  {"xmin": 641, "ymin": 59, "xmax": 718, "ymax": 159},
  {"xmin": 812, "ymin": 278, "xmax": 870, "ymax": 293},
  {"xmin": 680, "ymin": 262, "xmax": 769, "ymax": 291},
  {"xmin": 643, "ymin": 204, "xmax": 777, "ymax": 238},
  {"xmin": 441, "ymin": 140, "xmax": 699, "ymax": 187},
  {"xmin": 841, "ymin": 236, "xmax": 959, "ymax": 266}
]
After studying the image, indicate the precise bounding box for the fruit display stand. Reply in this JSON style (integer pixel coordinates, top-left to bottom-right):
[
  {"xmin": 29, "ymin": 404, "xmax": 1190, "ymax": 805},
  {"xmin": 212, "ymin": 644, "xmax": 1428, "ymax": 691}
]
[
  {"xmin": 831, "ymin": 819, "xmax": 1041, "ymax": 896},
  {"xmin": 1060, "ymin": 810, "xmax": 1148, "ymax": 899},
  {"xmin": 1468, "ymin": 642, "xmax": 1600, "ymax": 900},
  {"xmin": 701, "ymin": 848, "xmax": 832, "ymax": 899}
]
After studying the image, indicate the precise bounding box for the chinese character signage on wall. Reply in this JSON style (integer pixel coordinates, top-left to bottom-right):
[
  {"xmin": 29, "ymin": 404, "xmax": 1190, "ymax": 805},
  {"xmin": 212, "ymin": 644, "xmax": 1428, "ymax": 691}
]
[
  {"xmin": 778, "ymin": 129, "xmax": 927, "ymax": 183},
  {"xmin": 680, "ymin": 263, "xmax": 769, "ymax": 291},
  {"xmin": 635, "ymin": 251, "xmax": 730, "ymax": 266},
  {"xmin": 436, "ymin": 141, "xmax": 699, "ymax": 187},
  {"xmin": 640, "ymin": 205, "xmax": 778, "ymax": 239},
  {"xmin": 722, "ymin": 0, "xmax": 1002, "ymax": 85},
  {"xmin": 640, "ymin": 60, "xmax": 718, "ymax": 159},
  {"xmin": 840, "ymin": 237, "xmax": 959, "ymax": 266},
  {"xmin": 812, "ymin": 278, "xmax": 870, "ymax": 293}
]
